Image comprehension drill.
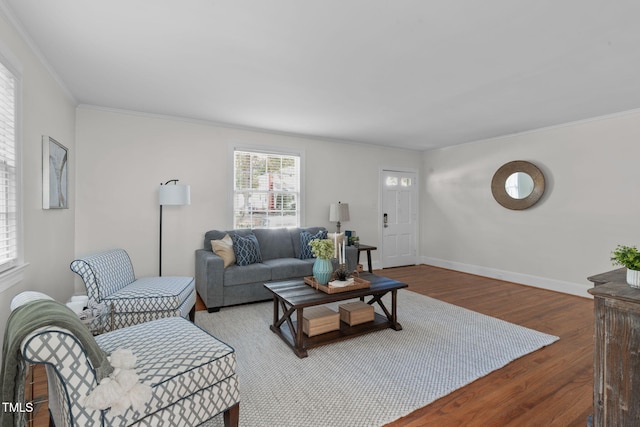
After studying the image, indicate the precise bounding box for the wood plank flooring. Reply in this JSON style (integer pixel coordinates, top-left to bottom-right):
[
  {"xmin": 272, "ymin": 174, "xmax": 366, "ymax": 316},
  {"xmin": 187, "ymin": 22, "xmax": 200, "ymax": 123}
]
[
  {"xmin": 379, "ymin": 265, "xmax": 594, "ymax": 427},
  {"xmin": 33, "ymin": 264, "xmax": 594, "ymax": 426}
]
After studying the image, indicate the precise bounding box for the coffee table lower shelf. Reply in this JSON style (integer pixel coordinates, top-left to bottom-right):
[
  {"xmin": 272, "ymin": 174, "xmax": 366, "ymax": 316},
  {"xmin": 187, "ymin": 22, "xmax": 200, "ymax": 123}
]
[{"xmin": 270, "ymin": 312, "xmax": 398, "ymax": 358}]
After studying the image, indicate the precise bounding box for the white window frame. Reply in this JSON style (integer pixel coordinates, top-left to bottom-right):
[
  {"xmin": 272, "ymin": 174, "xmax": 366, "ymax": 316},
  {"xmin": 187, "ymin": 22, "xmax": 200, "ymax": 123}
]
[
  {"xmin": 230, "ymin": 146, "xmax": 304, "ymax": 229},
  {"xmin": 0, "ymin": 47, "xmax": 26, "ymax": 293}
]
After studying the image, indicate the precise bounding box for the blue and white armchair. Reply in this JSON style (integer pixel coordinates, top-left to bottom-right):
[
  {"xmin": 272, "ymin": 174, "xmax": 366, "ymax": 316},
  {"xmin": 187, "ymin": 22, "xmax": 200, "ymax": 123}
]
[
  {"xmin": 70, "ymin": 249, "xmax": 196, "ymax": 331},
  {"xmin": 6, "ymin": 293, "xmax": 240, "ymax": 427}
]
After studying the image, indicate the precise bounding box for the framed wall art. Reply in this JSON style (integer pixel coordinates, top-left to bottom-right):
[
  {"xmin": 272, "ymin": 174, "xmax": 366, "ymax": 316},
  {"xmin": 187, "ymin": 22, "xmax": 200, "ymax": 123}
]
[{"xmin": 42, "ymin": 135, "xmax": 68, "ymax": 209}]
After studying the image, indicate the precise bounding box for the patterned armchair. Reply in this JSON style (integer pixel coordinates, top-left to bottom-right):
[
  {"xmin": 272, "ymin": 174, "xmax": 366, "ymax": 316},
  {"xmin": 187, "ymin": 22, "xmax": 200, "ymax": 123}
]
[
  {"xmin": 70, "ymin": 249, "xmax": 196, "ymax": 331},
  {"xmin": 18, "ymin": 309, "xmax": 240, "ymax": 426}
]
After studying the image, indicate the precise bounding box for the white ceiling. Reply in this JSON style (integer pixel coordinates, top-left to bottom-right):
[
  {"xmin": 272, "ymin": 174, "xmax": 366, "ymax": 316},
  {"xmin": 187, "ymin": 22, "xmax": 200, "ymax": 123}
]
[{"xmin": 3, "ymin": 0, "xmax": 640, "ymax": 151}]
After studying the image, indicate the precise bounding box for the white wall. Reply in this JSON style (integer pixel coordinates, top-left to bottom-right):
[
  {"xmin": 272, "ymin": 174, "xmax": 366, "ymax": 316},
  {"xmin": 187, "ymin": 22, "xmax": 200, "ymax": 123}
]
[
  {"xmin": 421, "ymin": 110, "xmax": 640, "ymax": 297},
  {"xmin": 0, "ymin": 10, "xmax": 77, "ymax": 346},
  {"xmin": 75, "ymin": 107, "xmax": 422, "ymax": 280},
  {"xmin": 5, "ymin": 0, "xmax": 639, "ymax": 341}
]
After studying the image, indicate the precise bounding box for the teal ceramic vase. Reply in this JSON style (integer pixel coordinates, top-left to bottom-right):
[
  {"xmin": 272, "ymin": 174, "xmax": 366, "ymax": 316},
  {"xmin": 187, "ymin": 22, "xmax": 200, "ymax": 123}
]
[{"xmin": 313, "ymin": 258, "xmax": 333, "ymax": 285}]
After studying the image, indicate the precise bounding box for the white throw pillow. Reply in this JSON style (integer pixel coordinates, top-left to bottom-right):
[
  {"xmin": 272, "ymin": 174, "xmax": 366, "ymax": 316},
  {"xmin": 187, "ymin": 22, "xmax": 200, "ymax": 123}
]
[
  {"xmin": 211, "ymin": 234, "xmax": 236, "ymax": 268},
  {"xmin": 327, "ymin": 232, "xmax": 345, "ymax": 244}
]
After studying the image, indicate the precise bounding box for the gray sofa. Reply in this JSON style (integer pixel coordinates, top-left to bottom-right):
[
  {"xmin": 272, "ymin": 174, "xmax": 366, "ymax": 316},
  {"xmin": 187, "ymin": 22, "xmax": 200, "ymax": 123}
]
[{"xmin": 195, "ymin": 227, "xmax": 357, "ymax": 312}]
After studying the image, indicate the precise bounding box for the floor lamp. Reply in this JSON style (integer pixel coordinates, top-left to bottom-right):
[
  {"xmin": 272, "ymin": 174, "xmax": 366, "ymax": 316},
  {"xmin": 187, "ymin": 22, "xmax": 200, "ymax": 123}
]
[{"xmin": 159, "ymin": 179, "xmax": 191, "ymax": 276}]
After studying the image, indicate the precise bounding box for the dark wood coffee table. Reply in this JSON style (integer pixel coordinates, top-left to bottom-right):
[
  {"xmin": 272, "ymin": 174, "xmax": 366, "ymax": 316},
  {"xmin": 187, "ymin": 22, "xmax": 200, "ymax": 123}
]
[{"xmin": 263, "ymin": 273, "xmax": 408, "ymax": 358}]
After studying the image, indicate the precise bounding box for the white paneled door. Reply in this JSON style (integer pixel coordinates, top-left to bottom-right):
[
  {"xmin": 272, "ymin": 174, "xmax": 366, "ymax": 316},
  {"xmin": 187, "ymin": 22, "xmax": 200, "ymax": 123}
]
[{"xmin": 381, "ymin": 170, "xmax": 418, "ymax": 268}]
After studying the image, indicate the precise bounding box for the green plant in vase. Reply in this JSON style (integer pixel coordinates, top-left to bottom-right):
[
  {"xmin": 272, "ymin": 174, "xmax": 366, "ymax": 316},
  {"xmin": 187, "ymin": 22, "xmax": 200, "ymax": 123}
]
[
  {"xmin": 611, "ymin": 244, "xmax": 640, "ymax": 289},
  {"xmin": 309, "ymin": 239, "xmax": 335, "ymax": 259},
  {"xmin": 309, "ymin": 239, "xmax": 335, "ymax": 285},
  {"xmin": 611, "ymin": 245, "xmax": 640, "ymax": 270}
]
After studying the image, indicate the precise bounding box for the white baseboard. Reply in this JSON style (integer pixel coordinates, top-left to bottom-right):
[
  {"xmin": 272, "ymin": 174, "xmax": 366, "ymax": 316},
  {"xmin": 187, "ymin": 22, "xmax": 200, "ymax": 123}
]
[{"xmin": 416, "ymin": 256, "xmax": 592, "ymax": 299}]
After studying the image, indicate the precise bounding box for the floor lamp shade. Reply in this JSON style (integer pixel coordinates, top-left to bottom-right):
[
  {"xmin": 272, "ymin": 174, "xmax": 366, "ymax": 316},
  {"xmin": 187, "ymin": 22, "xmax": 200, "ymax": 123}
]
[
  {"xmin": 159, "ymin": 184, "xmax": 191, "ymax": 206},
  {"xmin": 158, "ymin": 181, "xmax": 190, "ymax": 276}
]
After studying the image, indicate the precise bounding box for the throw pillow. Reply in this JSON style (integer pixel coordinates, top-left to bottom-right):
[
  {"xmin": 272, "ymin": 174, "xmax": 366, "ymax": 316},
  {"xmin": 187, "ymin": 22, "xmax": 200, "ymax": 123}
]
[
  {"xmin": 299, "ymin": 229, "xmax": 328, "ymax": 259},
  {"xmin": 211, "ymin": 234, "xmax": 236, "ymax": 268},
  {"xmin": 231, "ymin": 233, "xmax": 262, "ymax": 266},
  {"xmin": 327, "ymin": 232, "xmax": 345, "ymax": 245}
]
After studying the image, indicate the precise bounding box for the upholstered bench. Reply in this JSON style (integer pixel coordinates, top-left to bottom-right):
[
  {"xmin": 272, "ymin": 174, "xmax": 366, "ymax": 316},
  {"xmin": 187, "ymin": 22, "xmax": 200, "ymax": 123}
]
[
  {"xmin": 19, "ymin": 315, "xmax": 239, "ymax": 426},
  {"xmin": 71, "ymin": 249, "xmax": 196, "ymax": 331}
]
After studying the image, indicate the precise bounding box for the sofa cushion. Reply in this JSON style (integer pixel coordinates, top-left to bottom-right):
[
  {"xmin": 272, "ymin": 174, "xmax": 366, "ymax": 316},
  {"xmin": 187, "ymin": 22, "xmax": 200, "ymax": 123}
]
[
  {"xmin": 299, "ymin": 229, "xmax": 328, "ymax": 259},
  {"xmin": 204, "ymin": 229, "xmax": 253, "ymax": 250},
  {"xmin": 231, "ymin": 233, "xmax": 262, "ymax": 266},
  {"xmin": 264, "ymin": 258, "xmax": 315, "ymax": 281},
  {"xmin": 253, "ymin": 228, "xmax": 296, "ymax": 260},
  {"xmin": 291, "ymin": 227, "xmax": 328, "ymax": 259},
  {"xmin": 223, "ymin": 262, "xmax": 272, "ymax": 286},
  {"xmin": 211, "ymin": 234, "xmax": 236, "ymax": 268}
]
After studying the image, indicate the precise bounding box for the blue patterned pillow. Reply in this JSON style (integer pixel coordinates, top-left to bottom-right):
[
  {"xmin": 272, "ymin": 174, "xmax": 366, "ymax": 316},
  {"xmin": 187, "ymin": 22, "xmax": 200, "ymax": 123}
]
[
  {"xmin": 231, "ymin": 233, "xmax": 262, "ymax": 266},
  {"xmin": 299, "ymin": 230, "xmax": 328, "ymax": 259}
]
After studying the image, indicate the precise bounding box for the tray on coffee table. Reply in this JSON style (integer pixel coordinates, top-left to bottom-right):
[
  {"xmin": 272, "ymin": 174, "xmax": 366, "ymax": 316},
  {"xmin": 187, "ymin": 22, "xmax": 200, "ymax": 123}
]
[{"xmin": 304, "ymin": 276, "xmax": 370, "ymax": 294}]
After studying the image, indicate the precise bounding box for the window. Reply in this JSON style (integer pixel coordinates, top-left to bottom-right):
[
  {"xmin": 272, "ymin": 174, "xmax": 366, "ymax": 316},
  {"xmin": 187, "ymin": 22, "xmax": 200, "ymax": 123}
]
[
  {"xmin": 233, "ymin": 149, "xmax": 301, "ymax": 229},
  {"xmin": 0, "ymin": 59, "xmax": 20, "ymax": 277}
]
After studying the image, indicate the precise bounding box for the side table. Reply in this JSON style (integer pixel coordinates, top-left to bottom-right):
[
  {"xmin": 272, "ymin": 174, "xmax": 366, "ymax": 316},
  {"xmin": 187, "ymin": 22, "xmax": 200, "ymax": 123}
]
[
  {"xmin": 356, "ymin": 244, "xmax": 377, "ymax": 273},
  {"xmin": 79, "ymin": 303, "xmax": 113, "ymax": 335}
]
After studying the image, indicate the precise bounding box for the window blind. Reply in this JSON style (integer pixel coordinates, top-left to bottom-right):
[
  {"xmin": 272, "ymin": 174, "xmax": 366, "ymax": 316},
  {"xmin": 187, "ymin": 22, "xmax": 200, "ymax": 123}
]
[
  {"xmin": 233, "ymin": 150, "xmax": 300, "ymax": 229},
  {"xmin": 0, "ymin": 62, "xmax": 17, "ymax": 272}
]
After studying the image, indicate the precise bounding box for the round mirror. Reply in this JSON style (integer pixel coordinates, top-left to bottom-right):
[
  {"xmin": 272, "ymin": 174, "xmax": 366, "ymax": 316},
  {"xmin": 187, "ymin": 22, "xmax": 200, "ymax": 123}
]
[
  {"xmin": 505, "ymin": 172, "xmax": 534, "ymax": 199},
  {"xmin": 491, "ymin": 161, "xmax": 545, "ymax": 210}
]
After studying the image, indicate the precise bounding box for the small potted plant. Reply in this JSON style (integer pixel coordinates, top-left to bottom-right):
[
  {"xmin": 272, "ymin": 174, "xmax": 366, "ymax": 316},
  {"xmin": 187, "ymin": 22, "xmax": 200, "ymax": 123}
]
[
  {"xmin": 333, "ymin": 265, "xmax": 350, "ymax": 281},
  {"xmin": 611, "ymin": 245, "xmax": 640, "ymax": 289},
  {"xmin": 309, "ymin": 239, "xmax": 335, "ymax": 285}
]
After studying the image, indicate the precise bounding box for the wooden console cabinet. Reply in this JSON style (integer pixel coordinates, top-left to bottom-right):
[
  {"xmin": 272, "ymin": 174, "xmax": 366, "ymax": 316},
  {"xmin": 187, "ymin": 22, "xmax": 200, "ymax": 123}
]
[
  {"xmin": 588, "ymin": 281, "xmax": 640, "ymax": 426},
  {"xmin": 587, "ymin": 268, "xmax": 626, "ymax": 287}
]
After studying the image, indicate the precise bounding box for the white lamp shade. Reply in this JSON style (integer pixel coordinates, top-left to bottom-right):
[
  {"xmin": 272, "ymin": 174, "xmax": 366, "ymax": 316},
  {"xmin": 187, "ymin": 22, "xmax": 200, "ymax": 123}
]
[
  {"xmin": 159, "ymin": 184, "xmax": 191, "ymax": 206},
  {"xmin": 329, "ymin": 203, "xmax": 350, "ymax": 222}
]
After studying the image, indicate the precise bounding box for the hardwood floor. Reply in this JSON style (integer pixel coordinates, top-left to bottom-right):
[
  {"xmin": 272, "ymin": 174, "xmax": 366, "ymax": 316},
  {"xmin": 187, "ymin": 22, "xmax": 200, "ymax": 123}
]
[
  {"xmin": 26, "ymin": 364, "xmax": 49, "ymax": 427},
  {"xmin": 380, "ymin": 265, "xmax": 594, "ymax": 427},
  {"xmin": 32, "ymin": 264, "xmax": 594, "ymax": 426}
]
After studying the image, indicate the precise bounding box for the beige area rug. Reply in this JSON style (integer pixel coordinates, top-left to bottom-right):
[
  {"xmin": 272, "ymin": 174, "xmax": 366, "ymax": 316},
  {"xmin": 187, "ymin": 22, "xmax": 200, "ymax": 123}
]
[{"xmin": 197, "ymin": 289, "xmax": 558, "ymax": 427}]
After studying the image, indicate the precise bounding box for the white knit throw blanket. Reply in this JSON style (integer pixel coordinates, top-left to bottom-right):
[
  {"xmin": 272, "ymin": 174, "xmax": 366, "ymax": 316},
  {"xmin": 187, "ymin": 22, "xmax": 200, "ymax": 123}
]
[{"xmin": 83, "ymin": 349, "xmax": 152, "ymax": 416}]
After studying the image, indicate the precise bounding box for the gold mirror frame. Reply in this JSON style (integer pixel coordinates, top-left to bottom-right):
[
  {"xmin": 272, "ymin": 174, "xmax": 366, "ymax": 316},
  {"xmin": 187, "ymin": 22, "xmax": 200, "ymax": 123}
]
[{"xmin": 491, "ymin": 161, "xmax": 545, "ymax": 210}]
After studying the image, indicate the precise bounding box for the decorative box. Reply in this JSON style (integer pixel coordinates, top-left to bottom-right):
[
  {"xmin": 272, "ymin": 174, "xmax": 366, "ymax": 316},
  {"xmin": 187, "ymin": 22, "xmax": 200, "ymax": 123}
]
[
  {"xmin": 339, "ymin": 301, "xmax": 375, "ymax": 326},
  {"xmin": 302, "ymin": 306, "xmax": 340, "ymax": 337}
]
